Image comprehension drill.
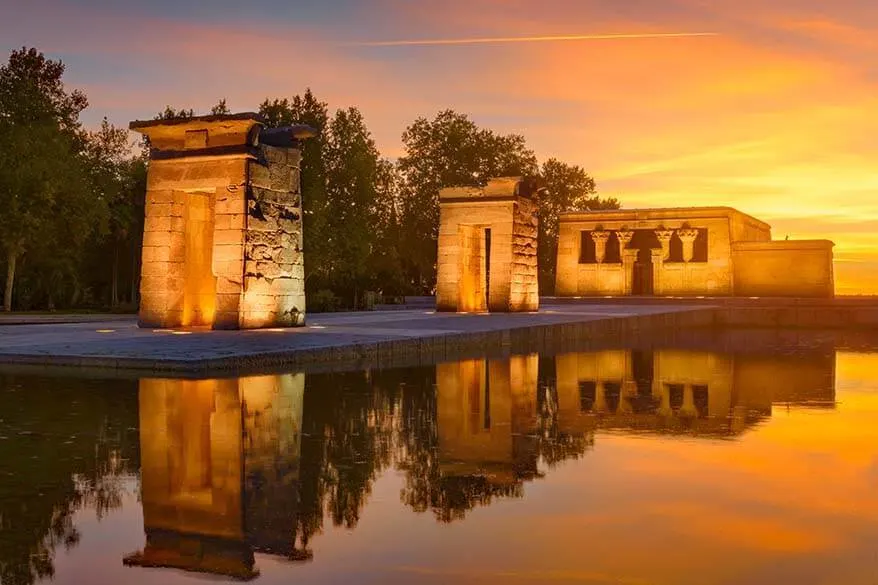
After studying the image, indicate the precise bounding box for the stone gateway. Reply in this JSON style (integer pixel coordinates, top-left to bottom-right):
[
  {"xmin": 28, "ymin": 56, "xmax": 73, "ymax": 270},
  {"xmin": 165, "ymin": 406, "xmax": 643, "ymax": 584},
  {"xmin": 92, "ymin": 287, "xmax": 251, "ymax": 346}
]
[
  {"xmin": 130, "ymin": 113, "xmax": 315, "ymax": 329},
  {"xmin": 436, "ymin": 177, "xmax": 540, "ymax": 313}
]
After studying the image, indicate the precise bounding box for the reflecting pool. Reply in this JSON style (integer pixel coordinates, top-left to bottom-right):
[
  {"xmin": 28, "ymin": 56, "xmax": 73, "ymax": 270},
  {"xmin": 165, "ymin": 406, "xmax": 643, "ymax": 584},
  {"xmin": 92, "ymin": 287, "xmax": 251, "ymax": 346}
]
[{"xmin": 1, "ymin": 340, "xmax": 877, "ymax": 584}]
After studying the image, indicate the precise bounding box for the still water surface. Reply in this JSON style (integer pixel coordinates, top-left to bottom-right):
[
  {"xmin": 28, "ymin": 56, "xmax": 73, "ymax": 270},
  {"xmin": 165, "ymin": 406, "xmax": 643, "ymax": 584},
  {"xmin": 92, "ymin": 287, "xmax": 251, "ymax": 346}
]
[{"xmin": 1, "ymin": 344, "xmax": 877, "ymax": 585}]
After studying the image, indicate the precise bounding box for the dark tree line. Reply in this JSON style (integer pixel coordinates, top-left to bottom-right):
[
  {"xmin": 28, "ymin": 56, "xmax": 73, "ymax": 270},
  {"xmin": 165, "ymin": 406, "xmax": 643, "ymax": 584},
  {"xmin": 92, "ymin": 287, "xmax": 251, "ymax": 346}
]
[{"xmin": 0, "ymin": 47, "xmax": 619, "ymax": 312}]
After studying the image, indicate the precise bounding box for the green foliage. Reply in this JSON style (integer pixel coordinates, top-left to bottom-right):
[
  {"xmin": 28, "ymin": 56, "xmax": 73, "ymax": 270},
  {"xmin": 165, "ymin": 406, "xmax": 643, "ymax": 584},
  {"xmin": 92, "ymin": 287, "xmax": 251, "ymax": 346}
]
[
  {"xmin": 155, "ymin": 105, "xmax": 194, "ymax": 120},
  {"xmin": 0, "ymin": 48, "xmax": 619, "ymax": 311},
  {"xmin": 210, "ymin": 98, "xmax": 230, "ymax": 115},
  {"xmin": 258, "ymin": 91, "xmax": 406, "ymax": 307},
  {"xmin": 397, "ymin": 110, "xmax": 538, "ymax": 291},
  {"xmin": 538, "ymin": 159, "xmax": 619, "ymax": 293},
  {"xmin": 0, "ymin": 47, "xmax": 103, "ymax": 311}
]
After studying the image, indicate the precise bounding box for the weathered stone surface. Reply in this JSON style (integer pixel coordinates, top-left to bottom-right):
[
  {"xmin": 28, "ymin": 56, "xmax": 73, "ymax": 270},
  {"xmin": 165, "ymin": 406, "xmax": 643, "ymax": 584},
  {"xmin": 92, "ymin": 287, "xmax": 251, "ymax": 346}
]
[
  {"xmin": 132, "ymin": 114, "xmax": 310, "ymax": 329},
  {"xmin": 436, "ymin": 177, "xmax": 538, "ymax": 313}
]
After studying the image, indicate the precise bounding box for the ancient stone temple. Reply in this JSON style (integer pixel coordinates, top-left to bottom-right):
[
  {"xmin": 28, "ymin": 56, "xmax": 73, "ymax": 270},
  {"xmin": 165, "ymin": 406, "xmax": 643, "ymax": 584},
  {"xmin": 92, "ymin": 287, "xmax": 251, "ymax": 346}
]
[
  {"xmin": 555, "ymin": 207, "xmax": 835, "ymax": 298},
  {"xmin": 436, "ymin": 177, "xmax": 539, "ymax": 312},
  {"xmin": 130, "ymin": 113, "xmax": 314, "ymax": 329}
]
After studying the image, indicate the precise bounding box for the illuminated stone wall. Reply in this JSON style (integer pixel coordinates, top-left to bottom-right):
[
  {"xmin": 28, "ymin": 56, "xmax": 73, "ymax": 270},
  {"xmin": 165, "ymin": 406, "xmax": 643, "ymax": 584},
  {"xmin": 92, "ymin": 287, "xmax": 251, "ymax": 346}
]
[
  {"xmin": 555, "ymin": 206, "xmax": 834, "ymax": 298},
  {"xmin": 732, "ymin": 240, "xmax": 835, "ymax": 298},
  {"xmin": 131, "ymin": 114, "xmax": 312, "ymax": 329},
  {"xmin": 436, "ymin": 177, "xmax": 539, "ymax": 312},
  {"xmin": 241, "ymin": 145, "xmax": 307, "ymax": 327}
]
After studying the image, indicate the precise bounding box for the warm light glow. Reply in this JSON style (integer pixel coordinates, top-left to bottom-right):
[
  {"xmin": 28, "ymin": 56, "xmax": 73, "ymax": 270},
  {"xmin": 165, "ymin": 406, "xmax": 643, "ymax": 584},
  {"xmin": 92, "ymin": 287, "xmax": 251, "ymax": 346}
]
[
  {"xmin": 17, "ymin": 1, "xmax": 878, "ymax": 294},
  {"xmin": 171, "ymin": 331, "xmax": 194, "ymax": 335},
  {"xmin": 95, "ymin": 329, "xmax": 116, "ymax": 333},
  {"xmin": 180, "ymin": 191, "xmax": 217, "ymax": 328}
]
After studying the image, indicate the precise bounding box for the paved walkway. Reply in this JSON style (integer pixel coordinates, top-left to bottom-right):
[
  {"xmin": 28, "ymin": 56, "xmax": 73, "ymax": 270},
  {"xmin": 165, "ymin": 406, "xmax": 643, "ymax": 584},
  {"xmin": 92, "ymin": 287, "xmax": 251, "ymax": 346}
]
[
  {"xmin": 0, "ymin": 313, "xmax": 134, "ymax": 326},
  {"xmin": 0, "ymin": 303, "xmax": 709, "ymax": 373}
]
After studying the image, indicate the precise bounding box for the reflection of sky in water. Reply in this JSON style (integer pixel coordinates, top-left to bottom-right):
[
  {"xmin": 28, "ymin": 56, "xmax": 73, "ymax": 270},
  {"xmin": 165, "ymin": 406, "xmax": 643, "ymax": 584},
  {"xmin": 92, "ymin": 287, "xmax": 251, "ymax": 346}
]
[{"xmin": 1, "ymin": 347, "xmax": 876, "ymax": 585}]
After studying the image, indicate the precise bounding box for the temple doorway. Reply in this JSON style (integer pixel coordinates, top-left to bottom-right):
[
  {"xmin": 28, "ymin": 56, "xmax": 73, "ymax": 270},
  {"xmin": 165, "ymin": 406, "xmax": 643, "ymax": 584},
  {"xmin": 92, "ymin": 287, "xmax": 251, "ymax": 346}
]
[
  {"xmin": 629, "ymin": 230, "xmax": 660, "ymax": 295},
  {"xmin": 458, "ymin": 225, "xmax": 491, "ymax": 312},
  {"xmin": 632, "ymin": 247, "xmax": 654, "ymax": 295},
  {"xmin": 182, "ymin": 191, "xmax": 217, "ymax": 327}
]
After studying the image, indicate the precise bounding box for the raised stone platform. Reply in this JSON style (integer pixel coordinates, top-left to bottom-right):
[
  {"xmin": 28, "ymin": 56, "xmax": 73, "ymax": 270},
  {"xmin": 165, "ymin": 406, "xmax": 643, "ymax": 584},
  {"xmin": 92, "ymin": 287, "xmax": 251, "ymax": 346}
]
[
  {"xmin": 0, "ymin": 303, "xmax": 713, "ymax": 374},
  {"xmin": 2, "ymin": 299, "xmax": 876, "ymax": 375}
]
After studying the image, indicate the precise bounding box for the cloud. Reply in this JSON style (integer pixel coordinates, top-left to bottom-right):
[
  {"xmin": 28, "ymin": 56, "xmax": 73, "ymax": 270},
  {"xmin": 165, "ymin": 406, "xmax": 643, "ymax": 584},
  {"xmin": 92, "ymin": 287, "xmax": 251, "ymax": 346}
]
[
  {"xmin": 4, "ymin": 0, "xmax": 878, "ymax": 293},
  {"xmin": 349, "ymin": 31, "xmax": 720, "ymax": 47}
]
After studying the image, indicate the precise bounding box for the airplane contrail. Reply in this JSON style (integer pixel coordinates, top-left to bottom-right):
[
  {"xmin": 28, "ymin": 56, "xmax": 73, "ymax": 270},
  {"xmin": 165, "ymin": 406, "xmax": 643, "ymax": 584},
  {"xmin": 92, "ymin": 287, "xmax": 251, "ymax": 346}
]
[{"xmin": 350, "ymin": 32, "xmax": 720, "ymax": 47}]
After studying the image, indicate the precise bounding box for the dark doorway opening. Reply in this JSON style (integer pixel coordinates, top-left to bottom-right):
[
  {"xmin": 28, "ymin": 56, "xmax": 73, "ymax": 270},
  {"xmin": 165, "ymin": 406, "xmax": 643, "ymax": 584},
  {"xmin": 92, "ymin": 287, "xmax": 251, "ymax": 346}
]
[
  {"xmin": 484, "ymin": 228, "xmax": 492, "ymax": 308},
  {"xmin": 629, "ymin": 230, "xmax": 660, "ymax": 295}
]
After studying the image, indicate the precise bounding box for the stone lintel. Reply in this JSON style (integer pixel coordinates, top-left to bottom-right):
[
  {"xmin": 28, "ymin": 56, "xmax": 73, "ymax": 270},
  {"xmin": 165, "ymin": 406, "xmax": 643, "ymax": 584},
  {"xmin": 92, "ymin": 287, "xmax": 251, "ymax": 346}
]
[
  {"xmin": 439, "ymin": 177, "xmax": 540, "ymax": 202},
  {"xmin": 130, "ymin": 114, "xmax": 263, "ymax": 156}
]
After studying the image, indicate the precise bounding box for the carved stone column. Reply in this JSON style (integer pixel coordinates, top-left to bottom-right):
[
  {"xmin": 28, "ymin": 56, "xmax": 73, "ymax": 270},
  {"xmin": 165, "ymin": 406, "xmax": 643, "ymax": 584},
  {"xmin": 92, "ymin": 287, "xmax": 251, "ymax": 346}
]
[
  {"xmin": 591, "ymin": 230, "xmax": 610, "ymax": 264},
  {"xmin": 593, "ymin": 382, "xmax": 608, "ymax": 413},
  {"xmin": 651, "ymin": 248, "xmax": 665, "ymax": 295},
  {"xmin": 616, "ymin": 230, "xmax": 636, "ymax": 295},
  {"xmin": 654, "ymin": 228, "xmax": 674, "ymax": 260},
  {"xmin": 621, "ymin": 249, "xmax": 638, "ymax": 295},
  {"xmin": 657, "ymin": 385, "xmax": 673, "ymax": 417},
  {"xmin": 680, "ymin": 384, "xmax": 698, "ymax": 418},
  {"xmin": 617, "ymin": 379, "xmax": 637, "ymax": 414},
  {"xmin": 677, "ymin": 228, "xmax": 699, "ymax": 263}
]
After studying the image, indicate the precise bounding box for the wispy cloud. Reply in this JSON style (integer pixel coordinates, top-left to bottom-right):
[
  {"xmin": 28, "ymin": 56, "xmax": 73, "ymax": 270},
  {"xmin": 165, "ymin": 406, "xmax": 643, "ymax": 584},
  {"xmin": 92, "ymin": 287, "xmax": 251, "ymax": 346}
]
[{"xmin": 349, "ymin": 32, "xmax": 720, "ymax": 47}]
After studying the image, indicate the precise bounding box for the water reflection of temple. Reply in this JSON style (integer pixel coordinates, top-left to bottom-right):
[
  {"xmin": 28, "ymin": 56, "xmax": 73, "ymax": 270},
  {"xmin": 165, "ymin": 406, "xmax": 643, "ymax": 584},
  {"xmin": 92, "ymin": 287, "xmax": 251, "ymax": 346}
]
[
  {"xmin": 121, "ymin": 348, "xmax": 838, "ymax": 578},
  {"xmin": 555, "ymin": 349, "xmax": 836, "ymax": 437},
  {"xmin": 436, "ymin": 355, "xmax": 540, "ymax": 486},
  {"xmin": 423, "ymin": 354, "xmax": 595, "ymax": 521},
  {"xmin": 124, "ymin": 374, "xmax": 307, "ymax": 580}
]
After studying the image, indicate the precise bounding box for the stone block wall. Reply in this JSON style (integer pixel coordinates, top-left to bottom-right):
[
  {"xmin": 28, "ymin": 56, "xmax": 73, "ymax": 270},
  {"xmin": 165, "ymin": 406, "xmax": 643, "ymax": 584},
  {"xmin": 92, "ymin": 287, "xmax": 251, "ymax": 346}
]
[
  {"xmin": 510, "ymin": 196, "xmax": 539, "ymax": 311},
  {"xmin": 436, "ymin": 199, "xmax": 514, "ymax": 311},
  {"xmin": 131, "ymin": 114, "xmax": 312, "ymax": 329},
  {"xmin": 731, "ymin": 240, "xmax": 835, "ymax": 298},
  {"xmin": 139, "ymin": 158, "xmax": 249, "ymax": 328},
  {"xmin": 241, "ymin": 146, "xmax": 306, "ymax": 328},
  {"xmin": 555, "ymin": 208, "xmax": 787, "ymax": 297},
  {"xmin": 436, "ymin": 177, "xmax": 539, "ymax": 313}
]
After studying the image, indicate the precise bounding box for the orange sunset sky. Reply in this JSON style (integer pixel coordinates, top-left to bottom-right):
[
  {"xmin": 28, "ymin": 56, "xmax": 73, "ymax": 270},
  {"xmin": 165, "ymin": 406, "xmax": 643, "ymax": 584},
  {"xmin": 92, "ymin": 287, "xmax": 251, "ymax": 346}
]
[{"xmin": 2, "ymin": 0, "xmax": 877, "ymax": 294}]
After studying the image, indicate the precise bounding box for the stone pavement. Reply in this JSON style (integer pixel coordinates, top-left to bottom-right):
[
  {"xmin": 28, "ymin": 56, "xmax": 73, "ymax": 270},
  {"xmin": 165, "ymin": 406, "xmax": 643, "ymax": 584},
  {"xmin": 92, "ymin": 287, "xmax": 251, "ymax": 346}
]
[
  {"xmin": 0, "ymin": 303, "xmax": 712, "ymax": 374},
  {"xmin": 0, "ymin": 313, "xmax": 132, "ymax": 326}
]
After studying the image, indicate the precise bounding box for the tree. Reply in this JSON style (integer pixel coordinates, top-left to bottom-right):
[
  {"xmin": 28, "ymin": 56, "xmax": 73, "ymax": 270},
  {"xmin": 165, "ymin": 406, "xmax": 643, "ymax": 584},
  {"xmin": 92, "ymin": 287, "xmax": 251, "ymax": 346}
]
[
  {"xmin": 210, "ymin": 98, "xmax": 230, "ymax": 115},
  {"xmin": 323, "ymin": 107, "xmax": 392, "ymax": 306},
  {"xmin": 538, "ymin": 159, "xmax": 619, "ymax": 293},
  {"xmin": 369, "ymin": 158, "xmax": 406, "ymax": 297},
  {"xmin": 210, "ymin": 98, "xmax": 232, "ymax": 116},
  {"xmin": 0, "ymin": 47, "xmax": 92, "ymax": 311},
  {"xmin": 82, "ymin": 119, "xmax": 144, "ymax": 307},
  {"xmin": 155, "ymin": 106, "xmax": 194, "ymax": 120},
  {"xmin": 397, "ymin": 110, "xmax": 538, "ymax": 293}
]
